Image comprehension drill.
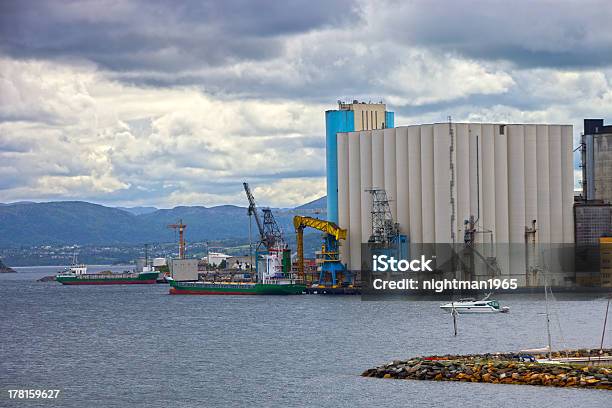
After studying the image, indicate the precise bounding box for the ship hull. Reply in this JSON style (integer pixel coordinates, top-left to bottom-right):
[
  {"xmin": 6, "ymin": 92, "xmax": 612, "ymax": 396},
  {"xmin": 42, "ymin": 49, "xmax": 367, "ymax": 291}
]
[
  {"xmin": 169, "ymin": 281, "xmax": 305, "ymax": 295},
  {"xmin": 57, "ymin": 272, "xmax": 159, "ymax": 285}
]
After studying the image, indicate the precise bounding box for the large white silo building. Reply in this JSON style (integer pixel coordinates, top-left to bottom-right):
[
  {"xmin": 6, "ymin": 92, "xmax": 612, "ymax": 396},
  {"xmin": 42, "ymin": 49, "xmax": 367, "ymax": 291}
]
[{"xmin": 335, "ymin": 123, "xmax": 575, "ymax": 271}]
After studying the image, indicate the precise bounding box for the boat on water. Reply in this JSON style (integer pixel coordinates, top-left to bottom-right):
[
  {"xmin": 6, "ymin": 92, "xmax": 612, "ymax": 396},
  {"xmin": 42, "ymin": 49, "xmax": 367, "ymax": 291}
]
[
  {"xmin": 523, "ymin": 283, "xmax": 612, "ymax": 366},
  {"xmin": 56, "ymin": 263, "xmax": 158, "ymax": 285},
  {"xmin": 169, "ymin": 251, "xmax": 305, "ymax": 295},
  {"xmin": 168, "ymin": 278, "xmax": 305, "ymax": 295},
  {"xmin": 440, "ymin": 294, "xmax": 510, "ymax": 314}
]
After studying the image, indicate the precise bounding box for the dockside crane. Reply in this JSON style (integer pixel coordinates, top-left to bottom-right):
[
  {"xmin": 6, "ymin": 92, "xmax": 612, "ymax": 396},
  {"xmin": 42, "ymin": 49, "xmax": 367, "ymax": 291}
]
[
  {"xmin": 243, "ymin": 182, "xmax": 290, "ymax": 277},
  {"xmin": 167, "ymin": 219, "xmax": 187, "ymax": 259},
  {"xmin": 243, "ymin": 182, "xmax": 284, "ymax": 250},
  {"xmin": 293, "ymin": 215, "xmax": 347, "ymax": 287},
  {"xmin": 244, "ymin": 182, "xmax": 266, "ymax": 249}
]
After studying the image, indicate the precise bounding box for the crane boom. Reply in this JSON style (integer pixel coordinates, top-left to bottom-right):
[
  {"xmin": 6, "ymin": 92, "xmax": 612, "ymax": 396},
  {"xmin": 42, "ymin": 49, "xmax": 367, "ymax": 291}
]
[
  {"xmin": 293, "ymin": 215, "xmax": 346, "ymax": 283},
  {"xmin": 243, "ymin": 182, "xmax": 265, "ymax": 243},
  {"xmin": 293, "ymin": 216, "xmax": 346, "ymax": 241}
]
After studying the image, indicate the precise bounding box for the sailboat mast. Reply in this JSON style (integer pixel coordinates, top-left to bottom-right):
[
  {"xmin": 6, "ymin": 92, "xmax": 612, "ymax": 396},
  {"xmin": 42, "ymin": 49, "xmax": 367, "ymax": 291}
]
[
  {"xmin": 600, "ymin": 294, "xmax": 611, "ymax": 353},
  {"xmin": 544, "ymin": 284, "xmax": 553, "ymax": 360}
]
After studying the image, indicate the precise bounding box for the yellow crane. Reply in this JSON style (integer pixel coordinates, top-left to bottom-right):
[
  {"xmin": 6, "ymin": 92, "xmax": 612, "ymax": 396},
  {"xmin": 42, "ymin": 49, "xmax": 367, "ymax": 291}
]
[{"xmin": 293, "ymin": 216, "xmax": 347, "ymax": 286}]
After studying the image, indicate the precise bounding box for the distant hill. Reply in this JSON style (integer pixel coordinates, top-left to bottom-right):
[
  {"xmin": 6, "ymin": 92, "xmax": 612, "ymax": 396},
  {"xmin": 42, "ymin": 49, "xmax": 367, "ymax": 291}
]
[
  {"xmin": 116, "ymin": 206, "xmax": 158, "ymax": 215},
  {"xmin": 0, "ymin": 198, "xmax": 326, "ymax": 247},
  {"xmin": 295, "ymin": 196, "xmax": 326, "ymax": 210},
  {"xmin": 0, "ymin": 201, "xmax": 148, "ymax": 247}
]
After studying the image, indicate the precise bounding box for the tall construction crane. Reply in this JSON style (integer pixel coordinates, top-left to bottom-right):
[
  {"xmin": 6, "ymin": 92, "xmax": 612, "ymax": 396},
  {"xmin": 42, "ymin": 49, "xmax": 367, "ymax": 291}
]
[
  {"xmin": 293, "ymin": 215, "xmax": 347, "ymax": 287},
  {"xmin": 167, "ymin": 219, "xmax": 187, "ymax": 259}
]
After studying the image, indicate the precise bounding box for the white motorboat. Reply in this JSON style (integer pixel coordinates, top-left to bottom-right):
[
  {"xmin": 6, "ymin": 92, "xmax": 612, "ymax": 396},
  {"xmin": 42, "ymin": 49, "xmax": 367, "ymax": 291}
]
[{"xmin": 440, "ymin": 294, "xmax": 509, "ymax": 314}]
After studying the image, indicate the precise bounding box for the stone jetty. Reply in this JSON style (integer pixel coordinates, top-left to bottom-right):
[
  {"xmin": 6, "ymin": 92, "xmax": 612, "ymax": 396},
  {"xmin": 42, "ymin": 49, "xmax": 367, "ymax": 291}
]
[{"xmin": 362, "ymin": 349, "xmax": 612, "ymax": 390}]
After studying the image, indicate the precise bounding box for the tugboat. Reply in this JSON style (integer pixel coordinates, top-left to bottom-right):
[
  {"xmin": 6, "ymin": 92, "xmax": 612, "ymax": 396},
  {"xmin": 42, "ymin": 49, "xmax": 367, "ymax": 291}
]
[{"xmin": 56, "ymin": 256, "xmax": 158, "ymax": 285}]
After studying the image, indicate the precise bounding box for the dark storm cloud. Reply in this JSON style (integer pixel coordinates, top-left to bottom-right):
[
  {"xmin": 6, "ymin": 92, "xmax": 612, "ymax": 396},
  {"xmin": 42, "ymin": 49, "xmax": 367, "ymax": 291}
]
[
  {"xmin": 385, "ymin": 0, "xmax": 612, "ymax": 68},
  {"xmin": 0, "ymin": 0, "xmax": 360, "ymax": 71},
  {"xmin": 3, "ymin": 0, "xmax": 609, "ymax": 105}
]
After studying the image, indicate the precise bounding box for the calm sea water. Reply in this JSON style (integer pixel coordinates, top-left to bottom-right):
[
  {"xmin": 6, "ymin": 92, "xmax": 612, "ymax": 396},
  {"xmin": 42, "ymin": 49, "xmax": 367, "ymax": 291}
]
[{"xmin": 1, "ymin": 267, "xmax": 610, "ymax": 407}]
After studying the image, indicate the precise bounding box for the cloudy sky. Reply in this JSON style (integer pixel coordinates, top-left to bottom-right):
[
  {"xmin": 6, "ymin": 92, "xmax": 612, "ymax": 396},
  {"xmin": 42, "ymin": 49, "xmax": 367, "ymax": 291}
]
[{"xmin": 1, "ymin": 0, "xmax": 611, "ymax": 208}]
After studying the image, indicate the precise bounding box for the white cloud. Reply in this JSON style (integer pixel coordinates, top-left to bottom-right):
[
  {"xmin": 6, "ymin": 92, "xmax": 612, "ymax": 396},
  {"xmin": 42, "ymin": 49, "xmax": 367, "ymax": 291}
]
[
  {"xmin": 385, "ymin": 50, "xmax": 514, "ymax": 106},
  {"xmin": 0, "ymin": 58, "xmax": 328, "ymax": 207},
  {"xmin": 2, "ymin": 0, "xmax": 612, "ymax": 208}
]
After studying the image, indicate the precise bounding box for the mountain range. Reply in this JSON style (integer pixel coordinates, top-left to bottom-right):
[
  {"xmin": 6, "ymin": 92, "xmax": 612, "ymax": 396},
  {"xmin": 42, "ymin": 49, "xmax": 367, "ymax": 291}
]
[{"xmin": 0, "ymin": 197, "xmax": 327, "ymax": 247}]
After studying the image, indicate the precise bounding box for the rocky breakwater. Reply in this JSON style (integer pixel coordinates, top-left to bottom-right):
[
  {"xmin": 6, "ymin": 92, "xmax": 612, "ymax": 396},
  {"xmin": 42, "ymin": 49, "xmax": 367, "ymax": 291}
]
[{"xmin": 362, "ymin": 349, "xmax": 612, "ymax": 390}]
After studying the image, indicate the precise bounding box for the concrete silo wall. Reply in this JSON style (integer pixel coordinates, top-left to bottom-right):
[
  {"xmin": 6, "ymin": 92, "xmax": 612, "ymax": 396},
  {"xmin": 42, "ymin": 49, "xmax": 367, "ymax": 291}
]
[
  {"xmin": 337, "ymin": 132, "xmax": 350, "ymax": 267},
  {"xmin": 420, "ymin": 125, "xmax": 435, "ymax": 243},
  {"xmin": 359, "ymin": 131, "xmax": 373, "ymax": 245},
  {"xmin": 407, "ymin": 126, "xmax": 423, "ymax": 243},
  {"xmin": 348, "ymin": 131, "xmax": 362, "ymax": 271},
  {"xmin": 336, "ymin": 123, "xmax": 574, "ymax": 272},
  {"xmin": 395, "ymin": 127, "xmax": 410, "ymax": 236}
]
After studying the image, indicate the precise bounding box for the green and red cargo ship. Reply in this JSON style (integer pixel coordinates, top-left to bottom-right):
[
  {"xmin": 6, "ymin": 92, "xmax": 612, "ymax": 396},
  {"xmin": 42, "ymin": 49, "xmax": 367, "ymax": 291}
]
[
  {"xmin": 56, "ymin": 270, "xmax": 159, "ymax": 285},
  {"xmin": 168, "ymin": 278, "xmax": 305, "ymax": 295}
]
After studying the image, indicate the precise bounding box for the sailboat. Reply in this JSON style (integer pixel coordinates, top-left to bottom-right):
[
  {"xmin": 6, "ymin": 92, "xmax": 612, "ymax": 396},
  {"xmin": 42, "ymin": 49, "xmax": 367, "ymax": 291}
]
[{"xmin": 525, "ymin": 282, "xmax": 612, "ymax": 366}]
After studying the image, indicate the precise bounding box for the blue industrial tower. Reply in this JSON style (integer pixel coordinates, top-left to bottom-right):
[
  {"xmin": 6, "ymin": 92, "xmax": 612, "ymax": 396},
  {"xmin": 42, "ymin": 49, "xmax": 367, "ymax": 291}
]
[
  {"xmin": 325, "ymin": 109, "xmax": 354, "ymax": 224},
  {"xmin": 325, "ymin": 102, "xmax": 394, "ymax": 224}
]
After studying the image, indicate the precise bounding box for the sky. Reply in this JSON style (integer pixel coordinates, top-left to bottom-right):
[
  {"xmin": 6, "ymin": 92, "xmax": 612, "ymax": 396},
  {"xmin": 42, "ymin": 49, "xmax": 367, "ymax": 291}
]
[{"xmin": 1, "ymin": 0, "xmax": 612, "ymax": 208}]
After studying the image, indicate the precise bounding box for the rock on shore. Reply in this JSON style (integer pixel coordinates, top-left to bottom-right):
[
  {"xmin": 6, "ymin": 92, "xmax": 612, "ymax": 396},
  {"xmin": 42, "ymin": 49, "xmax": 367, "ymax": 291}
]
[{"xmin": 362, "ymin": 349, "xmax": 612, "ymax": 390}]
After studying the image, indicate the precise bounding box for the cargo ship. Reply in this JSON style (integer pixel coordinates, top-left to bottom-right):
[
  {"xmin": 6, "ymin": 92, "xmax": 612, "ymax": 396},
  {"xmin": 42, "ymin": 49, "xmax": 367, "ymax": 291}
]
[
  {"xmin": 168, "ymin": 279, "xmax": 305, "ymax": 295},
  {"xmin": 56, "ymin": 264, "xmax": 158, "ymax": 285},
  {"xmin": 168, "ymin": 251, "xmax": 305, "ymax": 295}
]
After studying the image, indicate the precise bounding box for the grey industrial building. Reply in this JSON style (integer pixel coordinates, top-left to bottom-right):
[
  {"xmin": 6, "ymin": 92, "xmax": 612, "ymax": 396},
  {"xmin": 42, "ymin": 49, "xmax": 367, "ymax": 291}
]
[
  {"xmin": 575, "ymin": 119, "xmax": 612, "ymax": 246},
  {"xmin": 574, "ymin": 202, "xmax": 612, "ymax": 244},
  {"xmin": 581, "ymin": 119, "xmax": 612, "ymax": 204}
]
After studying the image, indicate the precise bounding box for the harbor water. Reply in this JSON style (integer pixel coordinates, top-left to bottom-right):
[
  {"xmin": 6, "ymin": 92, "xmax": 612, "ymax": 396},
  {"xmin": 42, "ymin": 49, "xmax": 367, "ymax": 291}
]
[{"xmin": 1, "ymin": 267, "xmax": 610, "ymax": 407}]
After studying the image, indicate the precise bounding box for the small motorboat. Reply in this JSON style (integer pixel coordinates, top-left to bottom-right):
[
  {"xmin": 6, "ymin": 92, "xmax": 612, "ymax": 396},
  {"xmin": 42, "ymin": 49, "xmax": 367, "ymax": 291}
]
[{"xmin": 440, "ymin": 294, "xmax": 509, "ymax": 314}]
